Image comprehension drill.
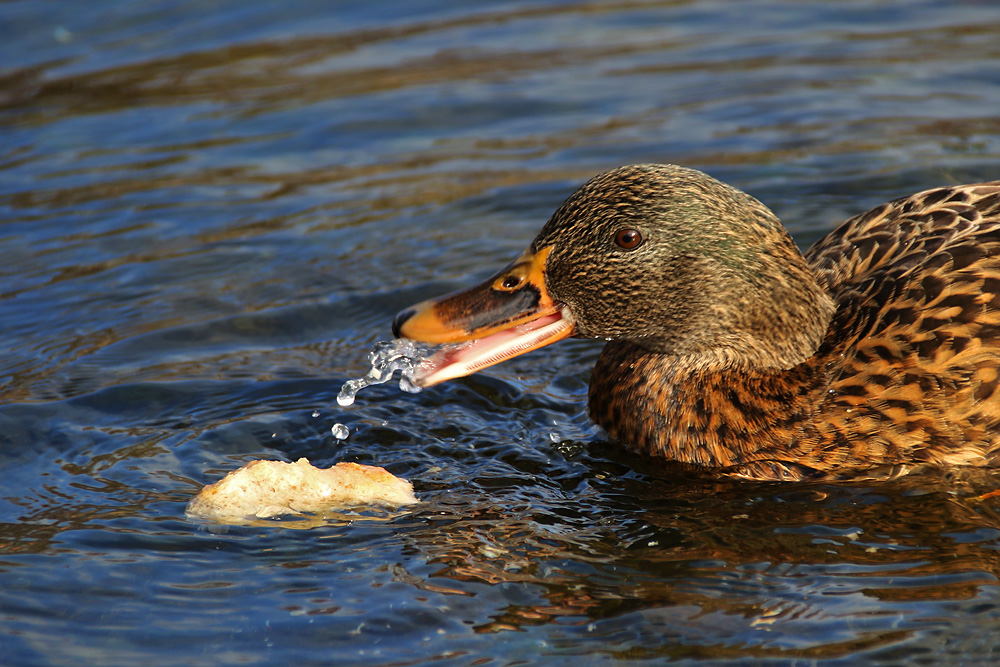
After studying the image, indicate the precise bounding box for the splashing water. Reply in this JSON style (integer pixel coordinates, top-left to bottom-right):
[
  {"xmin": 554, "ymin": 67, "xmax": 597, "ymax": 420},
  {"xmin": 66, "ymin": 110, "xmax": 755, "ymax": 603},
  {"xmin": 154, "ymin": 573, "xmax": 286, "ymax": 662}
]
[
  {"xmin": 337, "ymin": 339, "xmax": 437, "ymax": 407},
  {"xmin": 331, "ymin": 423, "xmax": 349, "ymax": 440}
]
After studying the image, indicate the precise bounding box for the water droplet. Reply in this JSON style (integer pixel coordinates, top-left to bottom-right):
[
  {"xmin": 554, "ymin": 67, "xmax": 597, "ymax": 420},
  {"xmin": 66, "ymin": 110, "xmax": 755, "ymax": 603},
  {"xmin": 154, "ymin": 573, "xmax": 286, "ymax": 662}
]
[
  {"xmin": 311, "ymin": 411, "xmax": 320, "ymax": 418},
  {"xmin": 337, "ymin": 379, "xmax": 361, "ymax": 407},
  {"xmin": 331, "ymin": 423, "xmax": 349, "ymax": 440},
  {"xmin": 399, "ymin": 374, "xmax": 422, "ymax": 394},
  {"xmin": 337, "ymin": 339, "xmax": 436, "ymax": 405}
]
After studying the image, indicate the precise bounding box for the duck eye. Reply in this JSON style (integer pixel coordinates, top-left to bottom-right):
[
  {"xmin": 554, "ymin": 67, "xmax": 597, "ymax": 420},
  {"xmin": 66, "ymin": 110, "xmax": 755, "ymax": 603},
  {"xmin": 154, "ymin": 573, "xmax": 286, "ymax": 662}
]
[
  {"xmin": 614, "ymin": 228, "xmax": 643, "ymax": 250},
  {"xmin": 495, "ymin": 275, "xmax": 523, "ymax": 290}
]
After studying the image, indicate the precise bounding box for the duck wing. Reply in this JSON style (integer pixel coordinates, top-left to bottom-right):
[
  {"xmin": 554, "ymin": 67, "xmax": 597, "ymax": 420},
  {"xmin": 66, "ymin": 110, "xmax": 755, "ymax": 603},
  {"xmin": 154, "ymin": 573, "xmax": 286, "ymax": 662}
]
[{"xmin": 803, "ymin": 181, "xmax": 1000, "ymax": 467}]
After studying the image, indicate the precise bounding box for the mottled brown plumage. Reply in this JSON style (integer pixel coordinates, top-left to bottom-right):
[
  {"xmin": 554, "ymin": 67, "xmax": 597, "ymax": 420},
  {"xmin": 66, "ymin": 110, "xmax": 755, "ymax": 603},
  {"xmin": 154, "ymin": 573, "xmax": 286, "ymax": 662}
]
[
  {"xmin": 395, "ymin": 164, "xmax": 1000, "ymax": 481},
  {"xmin": 584, "ymin": 167, "xmax": 1000, "ymax": 480}
]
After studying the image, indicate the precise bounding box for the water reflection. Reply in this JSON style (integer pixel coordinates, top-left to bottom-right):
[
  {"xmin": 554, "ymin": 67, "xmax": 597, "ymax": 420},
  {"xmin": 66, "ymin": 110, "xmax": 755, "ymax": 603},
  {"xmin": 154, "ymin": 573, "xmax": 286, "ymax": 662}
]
[{"xmin": 371, "ymin": 471, "xmax": 998, "ymax": 662}]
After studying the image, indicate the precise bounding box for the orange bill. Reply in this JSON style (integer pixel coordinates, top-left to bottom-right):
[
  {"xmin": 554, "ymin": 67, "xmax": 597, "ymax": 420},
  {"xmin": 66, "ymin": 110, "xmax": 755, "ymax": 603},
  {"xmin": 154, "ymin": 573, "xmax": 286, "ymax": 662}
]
[{"xmin": 392, "ymin": 245, "xmax": 575, "ymax": 386}]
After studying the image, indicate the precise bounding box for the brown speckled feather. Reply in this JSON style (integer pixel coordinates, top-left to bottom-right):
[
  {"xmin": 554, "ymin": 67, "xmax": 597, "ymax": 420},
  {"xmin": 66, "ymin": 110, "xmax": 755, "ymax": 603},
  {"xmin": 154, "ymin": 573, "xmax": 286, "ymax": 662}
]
[
  {"xmin": 807, "ymin": 182, "xmax": 1000, "ymax": 473},
  {"xmin": 589, "ymin": 179, "xmax": 1000, "ymax": 480}
]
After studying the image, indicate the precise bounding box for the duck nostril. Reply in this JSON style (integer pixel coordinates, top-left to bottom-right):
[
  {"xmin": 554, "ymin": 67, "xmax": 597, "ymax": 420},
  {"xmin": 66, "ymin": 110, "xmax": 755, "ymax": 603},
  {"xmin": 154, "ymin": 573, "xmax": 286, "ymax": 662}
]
[{"xmin": 392, "ymin": 308, "xmax": 417, "ymax": 338}]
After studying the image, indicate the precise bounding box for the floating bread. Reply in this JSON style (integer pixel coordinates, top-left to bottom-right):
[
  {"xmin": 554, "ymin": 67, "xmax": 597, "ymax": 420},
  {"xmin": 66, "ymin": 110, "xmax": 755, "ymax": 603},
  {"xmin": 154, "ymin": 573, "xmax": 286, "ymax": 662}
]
[{"xmin": 187, "ymin": 458, "xmax": 417, "ymax": 523}]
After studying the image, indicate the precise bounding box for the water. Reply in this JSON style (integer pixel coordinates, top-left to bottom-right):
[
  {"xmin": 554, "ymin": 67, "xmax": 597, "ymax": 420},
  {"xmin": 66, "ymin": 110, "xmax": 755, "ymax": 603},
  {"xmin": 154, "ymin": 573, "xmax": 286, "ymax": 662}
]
[
  {"xmin": 3, "ymin": 1, "xmax": 1000, "ymax": 665},
  {"xmin": 337, "ymin": 339, "xmax": 432, "ymax": 407}
]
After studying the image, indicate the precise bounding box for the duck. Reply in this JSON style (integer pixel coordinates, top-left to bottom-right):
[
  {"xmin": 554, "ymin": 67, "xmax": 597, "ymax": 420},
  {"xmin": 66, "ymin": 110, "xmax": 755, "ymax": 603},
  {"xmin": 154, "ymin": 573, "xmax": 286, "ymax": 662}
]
[{"xmin": 392, "ymin": 164, "xmax": 1000, "ymax": 481}]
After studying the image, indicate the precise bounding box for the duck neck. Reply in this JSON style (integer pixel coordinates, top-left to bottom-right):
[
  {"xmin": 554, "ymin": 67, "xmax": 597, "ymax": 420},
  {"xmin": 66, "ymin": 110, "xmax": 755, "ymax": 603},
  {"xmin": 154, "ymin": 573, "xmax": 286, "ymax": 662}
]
[
  {"xmin": 588, "ymin": 338, "xmax": 830, "ymax": 468},
  {"xmin": 725, "ymin": 247, "xmax": 837, "ymax": 371}
]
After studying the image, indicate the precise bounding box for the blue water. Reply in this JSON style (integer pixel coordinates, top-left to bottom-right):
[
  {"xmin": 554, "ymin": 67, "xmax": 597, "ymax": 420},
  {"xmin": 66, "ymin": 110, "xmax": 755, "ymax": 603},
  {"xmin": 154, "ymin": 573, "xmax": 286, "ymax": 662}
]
[{"xmin": 3, "ymin": 1, "xmax": 1000, "ymax": 665}]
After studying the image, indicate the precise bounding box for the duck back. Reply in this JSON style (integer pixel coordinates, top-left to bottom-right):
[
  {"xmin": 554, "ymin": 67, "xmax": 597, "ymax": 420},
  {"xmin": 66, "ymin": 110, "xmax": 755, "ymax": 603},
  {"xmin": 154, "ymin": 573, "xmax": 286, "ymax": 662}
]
[{"xmin": 806, "ymin": 182, "xmax": 1000, "ymax": 471}]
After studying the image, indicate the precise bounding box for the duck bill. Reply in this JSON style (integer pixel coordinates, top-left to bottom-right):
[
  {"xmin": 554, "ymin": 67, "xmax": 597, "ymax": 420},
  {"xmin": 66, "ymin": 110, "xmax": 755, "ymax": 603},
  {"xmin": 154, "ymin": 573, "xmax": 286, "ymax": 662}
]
[{"xmin": 392, "ymin": 245, "xmax": 575, "ymax": 387}]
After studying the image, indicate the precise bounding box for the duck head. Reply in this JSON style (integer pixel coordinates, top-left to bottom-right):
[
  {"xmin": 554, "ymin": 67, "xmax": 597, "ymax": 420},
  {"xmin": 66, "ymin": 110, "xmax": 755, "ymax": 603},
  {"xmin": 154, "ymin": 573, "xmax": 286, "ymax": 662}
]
[{"xmin": 392, "ymin": 164, "xmax": 834, "ymax": 386}]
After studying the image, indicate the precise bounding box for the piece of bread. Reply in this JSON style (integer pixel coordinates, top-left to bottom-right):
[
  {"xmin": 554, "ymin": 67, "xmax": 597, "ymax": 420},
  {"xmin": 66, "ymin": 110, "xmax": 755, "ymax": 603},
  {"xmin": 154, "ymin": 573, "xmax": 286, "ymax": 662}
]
[{"xmin": 187, "ymin": 458, "xmax": 417, "ymax": 523}]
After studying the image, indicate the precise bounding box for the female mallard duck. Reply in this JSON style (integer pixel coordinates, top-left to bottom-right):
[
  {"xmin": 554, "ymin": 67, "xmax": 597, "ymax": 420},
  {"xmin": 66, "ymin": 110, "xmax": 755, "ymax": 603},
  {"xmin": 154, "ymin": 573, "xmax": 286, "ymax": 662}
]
[{"xmin": 392, "ymin": 164, "xmax": 1000, "ymax": 481}]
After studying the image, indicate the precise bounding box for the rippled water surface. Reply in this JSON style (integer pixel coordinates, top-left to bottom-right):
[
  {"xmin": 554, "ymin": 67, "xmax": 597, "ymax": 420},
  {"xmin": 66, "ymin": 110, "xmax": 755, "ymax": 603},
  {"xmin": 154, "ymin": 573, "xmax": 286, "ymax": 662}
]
[{"xmin": 4, "ymin": 1, "xmax": 1000, "ymax": 665}]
